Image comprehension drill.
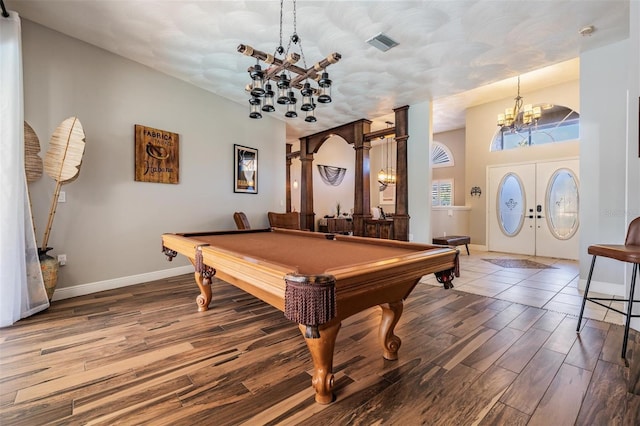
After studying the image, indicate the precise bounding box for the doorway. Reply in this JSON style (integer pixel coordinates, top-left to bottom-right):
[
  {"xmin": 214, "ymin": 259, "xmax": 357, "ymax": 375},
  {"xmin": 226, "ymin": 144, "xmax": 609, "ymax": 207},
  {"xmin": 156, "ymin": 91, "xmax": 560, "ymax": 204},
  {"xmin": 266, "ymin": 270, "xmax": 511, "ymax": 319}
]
[{"xmin": 488, "ymin": 159, "xmax": 580, "ymax": 260}]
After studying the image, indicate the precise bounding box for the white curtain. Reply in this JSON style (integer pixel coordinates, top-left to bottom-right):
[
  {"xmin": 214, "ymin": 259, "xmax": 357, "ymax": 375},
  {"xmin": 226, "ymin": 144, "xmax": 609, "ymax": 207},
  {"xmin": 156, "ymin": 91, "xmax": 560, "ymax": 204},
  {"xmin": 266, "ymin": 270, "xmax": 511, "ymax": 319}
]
[{"xmin": 0, "ymin": 11, "xmax": 49, "ymax": 327}]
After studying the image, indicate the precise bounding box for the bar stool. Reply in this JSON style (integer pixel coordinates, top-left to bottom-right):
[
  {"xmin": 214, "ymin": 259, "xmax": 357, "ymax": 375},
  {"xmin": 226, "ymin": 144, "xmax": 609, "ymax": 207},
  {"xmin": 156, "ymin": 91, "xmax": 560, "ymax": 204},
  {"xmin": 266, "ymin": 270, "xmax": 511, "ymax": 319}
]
[{"xmin": 577, "ymin": 217, "xmax": 640, "ymax": 360}]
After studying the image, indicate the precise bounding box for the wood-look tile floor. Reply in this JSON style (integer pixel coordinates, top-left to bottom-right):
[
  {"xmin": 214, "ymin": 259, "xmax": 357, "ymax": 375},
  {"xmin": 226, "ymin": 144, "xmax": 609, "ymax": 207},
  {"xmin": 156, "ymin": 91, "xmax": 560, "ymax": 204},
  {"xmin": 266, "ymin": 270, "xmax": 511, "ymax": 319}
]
[
  {"xmin": 421, "ymin": 250, "xmax": 627, "ymax": 325},
  {"xmin": 2, "ymin": 257, "xmax": 640, "ymax": 425}
]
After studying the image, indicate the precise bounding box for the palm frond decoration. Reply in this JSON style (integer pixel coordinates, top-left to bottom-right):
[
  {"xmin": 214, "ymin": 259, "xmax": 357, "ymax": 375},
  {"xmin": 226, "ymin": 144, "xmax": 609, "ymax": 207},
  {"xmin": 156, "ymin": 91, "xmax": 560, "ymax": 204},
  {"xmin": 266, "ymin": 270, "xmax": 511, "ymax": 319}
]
[
  {"xmin": 41, "ymin": 117, "xmax": 86, "ymax": 249},
  {"xmin": 24, "ymin": 121, "xmax": 43, "ymax": 183}
]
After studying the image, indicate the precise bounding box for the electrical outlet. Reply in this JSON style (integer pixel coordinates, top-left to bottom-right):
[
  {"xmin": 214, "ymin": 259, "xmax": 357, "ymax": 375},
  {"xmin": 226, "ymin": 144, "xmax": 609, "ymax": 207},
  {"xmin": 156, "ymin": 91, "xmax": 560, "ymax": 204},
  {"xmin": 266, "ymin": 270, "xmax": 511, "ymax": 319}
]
[
  {"xmin": 57, "ymin": 254, "xmax": 67, "ymax": 266},
  {"xmin": 58, "ymin": 191, "xmax": 66, "ymax": 203}
]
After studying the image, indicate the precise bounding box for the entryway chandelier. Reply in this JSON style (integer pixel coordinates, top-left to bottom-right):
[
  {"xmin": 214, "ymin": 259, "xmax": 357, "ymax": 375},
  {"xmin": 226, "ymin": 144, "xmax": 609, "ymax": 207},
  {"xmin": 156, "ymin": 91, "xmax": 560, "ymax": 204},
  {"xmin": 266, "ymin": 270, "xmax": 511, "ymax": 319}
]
[
  {"xmin": 377, "ymin": 121, "xmax": 396, "ymax": 190},
  {"xmin": 497, "ymin": 76, "xmax": 542, "ymax": 132},
  {"xmin": 237, "ymin": 0, "xmax": 341, "ymax": 122}
]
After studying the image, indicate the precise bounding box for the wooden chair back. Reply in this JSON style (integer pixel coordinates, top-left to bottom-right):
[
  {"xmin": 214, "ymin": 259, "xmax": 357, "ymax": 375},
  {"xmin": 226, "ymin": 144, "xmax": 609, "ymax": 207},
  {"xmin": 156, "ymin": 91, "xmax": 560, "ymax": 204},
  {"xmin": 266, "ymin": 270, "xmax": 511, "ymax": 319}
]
[
  {"xmin": 233, "ymin": 212, "xmax": 251, "ymax": 230},
  {"xmin": 267, "ymin": 211, "xmax": 301, "ymax": 230}
]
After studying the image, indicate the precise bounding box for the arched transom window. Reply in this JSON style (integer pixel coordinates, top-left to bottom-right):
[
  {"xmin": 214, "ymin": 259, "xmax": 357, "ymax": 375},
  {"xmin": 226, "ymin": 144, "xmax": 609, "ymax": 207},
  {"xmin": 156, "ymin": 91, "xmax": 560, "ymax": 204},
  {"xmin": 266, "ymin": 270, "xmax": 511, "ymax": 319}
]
[
  {"xmin": 491, "ymin": 104, "xmax": 579, "ymax": 151},
  {"xmin": 431, "ymin": 141, "xmax": 454, "ymax": 168}
]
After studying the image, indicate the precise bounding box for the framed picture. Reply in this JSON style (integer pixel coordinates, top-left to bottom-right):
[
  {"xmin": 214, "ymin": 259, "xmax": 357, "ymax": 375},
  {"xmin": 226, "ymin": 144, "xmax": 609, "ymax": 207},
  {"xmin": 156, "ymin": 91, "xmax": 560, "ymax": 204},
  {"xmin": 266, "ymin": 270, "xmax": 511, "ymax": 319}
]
[
  {"xmin": 234, "ymin": 144, "xmax": 258, "ymax": 194},
  {"xmin": 134, "ymin": 124, "xmax": 179, "ymax": 184},
  {"xmin": 379, "ymin": 183, "xmax": 396, "ymax": 205}
]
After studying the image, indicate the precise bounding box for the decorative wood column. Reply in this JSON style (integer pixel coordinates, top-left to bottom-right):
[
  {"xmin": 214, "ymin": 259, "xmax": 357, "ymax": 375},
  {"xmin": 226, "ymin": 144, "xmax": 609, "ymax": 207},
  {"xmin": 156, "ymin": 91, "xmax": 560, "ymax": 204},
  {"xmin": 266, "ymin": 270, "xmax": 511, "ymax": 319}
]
[
  {"xmin": 393, "ymin": 105, "xmax": 410, "ymax": 241},
  {"xmin": 286, "ymin": 143, "xmax": 292, "ymax": 212},
  {"xmin": 294, "ymin": 110, "xmax": 409, "ymax": 239},
  {"xmin": 299, "ymin": 139, "xmax": 315, "ymax": 231},
  {"xmin": 297, "ymin": 119, "xmax": 372, "ymax": 233},
  {"xmin": 352, "ymin": 126, "xmax": 372, "ymax": 237}
]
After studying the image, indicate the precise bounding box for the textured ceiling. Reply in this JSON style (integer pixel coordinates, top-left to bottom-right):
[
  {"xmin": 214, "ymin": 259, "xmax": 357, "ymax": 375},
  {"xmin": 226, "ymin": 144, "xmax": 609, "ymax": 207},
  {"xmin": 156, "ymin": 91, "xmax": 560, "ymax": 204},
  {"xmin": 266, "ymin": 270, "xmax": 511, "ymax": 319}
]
[{"xmin": 6, "ymin": 0, "xmax": 630, "ymax": 141}]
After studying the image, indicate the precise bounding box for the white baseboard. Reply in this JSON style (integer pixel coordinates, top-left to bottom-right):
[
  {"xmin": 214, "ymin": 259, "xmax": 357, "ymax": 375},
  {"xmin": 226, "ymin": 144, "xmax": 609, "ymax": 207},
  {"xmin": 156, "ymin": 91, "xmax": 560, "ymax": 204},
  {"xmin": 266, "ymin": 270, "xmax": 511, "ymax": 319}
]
[
  {"xmin": 577, "ymin": 278, "xmax": 626, "ymax": 297},
  {"xmin": 51, "ymin": 266, "xmax": 194, "ymax": 301}
]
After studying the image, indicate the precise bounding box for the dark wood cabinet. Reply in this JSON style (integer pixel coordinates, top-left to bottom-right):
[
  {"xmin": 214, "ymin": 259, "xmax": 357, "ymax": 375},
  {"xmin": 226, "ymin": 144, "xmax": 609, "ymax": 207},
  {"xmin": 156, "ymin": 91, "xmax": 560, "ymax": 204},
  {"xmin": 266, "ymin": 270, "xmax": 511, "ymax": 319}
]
[
  {"xmin": 327, "ymin": 218, "xmax": 352, "ymax": 234},
  {"xmin": 364, "ymin": 219, "xmax": 394, "ymax": 240},
  {"xmin": 319, "ymin": 217, "xmax": 353, "ymax": 234}
]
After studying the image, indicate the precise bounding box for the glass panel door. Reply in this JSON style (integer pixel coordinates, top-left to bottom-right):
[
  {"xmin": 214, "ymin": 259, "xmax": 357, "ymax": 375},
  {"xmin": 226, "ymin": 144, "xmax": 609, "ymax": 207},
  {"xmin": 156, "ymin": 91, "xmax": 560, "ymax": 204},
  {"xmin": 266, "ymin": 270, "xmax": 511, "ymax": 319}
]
[
  {"xmin": 488, "ymin": 164, "xmax": 536, "ymax": 256},
  {"xmin": 536, "ymin": 160, "xmax": 580, "ymax": 259},
  {"xmin": 498, "ymin": 173, "xmax": 525, "ymax": 236},
  {"xmin": 546, "ymin": 168, "xmax": 579, "ymax": 240}
]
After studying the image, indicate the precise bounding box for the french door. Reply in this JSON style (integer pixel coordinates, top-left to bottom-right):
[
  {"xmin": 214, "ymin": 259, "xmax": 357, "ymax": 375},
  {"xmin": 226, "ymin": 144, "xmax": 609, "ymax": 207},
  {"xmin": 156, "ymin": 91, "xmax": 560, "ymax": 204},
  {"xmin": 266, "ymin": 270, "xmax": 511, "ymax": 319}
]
[{"xmin": 488, "ymin": 159, "xmax": 580, "ymax": 260}]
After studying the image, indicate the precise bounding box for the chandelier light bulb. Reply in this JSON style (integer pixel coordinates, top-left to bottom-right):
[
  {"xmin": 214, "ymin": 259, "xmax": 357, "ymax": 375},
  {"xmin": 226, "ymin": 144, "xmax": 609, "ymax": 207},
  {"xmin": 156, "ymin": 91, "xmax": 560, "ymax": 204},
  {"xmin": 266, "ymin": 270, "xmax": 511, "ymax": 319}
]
[
  {"xmin": 304, "ymin": 105, "xmax": 317, "ymax": 122},
  {"xmin": 317, "ymin": 72, "xmax": 332, "ymax": 104},
  {"xmin": 285, "ymin": 90, "xmax": 297, "ymax": 118},
  {"xmin": 249, "ymin": 97, "xmax": 262, "ymax": 119},
  {"xmin": 300, "ymin": 82, "xmax": 314, "ymax": 111},
  {"xmin": 262, "ymin": 83, "xmax": 275, "ymax": 112},
  {"xmin": 250, "ymin": 64, "xmax": 265, "ymax": 97},
  {"xmin": 277, "ymin": 73, "xmax": 291, "ymax": 104}
]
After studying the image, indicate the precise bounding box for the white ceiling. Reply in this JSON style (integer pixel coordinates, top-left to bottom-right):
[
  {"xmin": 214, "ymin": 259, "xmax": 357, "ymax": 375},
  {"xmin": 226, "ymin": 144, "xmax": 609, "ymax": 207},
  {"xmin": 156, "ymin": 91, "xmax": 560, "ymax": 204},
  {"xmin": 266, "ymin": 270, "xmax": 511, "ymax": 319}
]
[{"xmin": 6, "ymin": 0, "xmax": 630, "ymax": 140}]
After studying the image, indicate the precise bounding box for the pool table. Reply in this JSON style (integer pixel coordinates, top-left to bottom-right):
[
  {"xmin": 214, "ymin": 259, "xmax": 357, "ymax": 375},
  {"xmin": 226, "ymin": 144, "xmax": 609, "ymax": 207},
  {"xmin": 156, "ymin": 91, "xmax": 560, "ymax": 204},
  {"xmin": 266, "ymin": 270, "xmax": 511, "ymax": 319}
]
[{"xmin": 161, "ymin": 228, "xmax": 459, "ymax": 403}]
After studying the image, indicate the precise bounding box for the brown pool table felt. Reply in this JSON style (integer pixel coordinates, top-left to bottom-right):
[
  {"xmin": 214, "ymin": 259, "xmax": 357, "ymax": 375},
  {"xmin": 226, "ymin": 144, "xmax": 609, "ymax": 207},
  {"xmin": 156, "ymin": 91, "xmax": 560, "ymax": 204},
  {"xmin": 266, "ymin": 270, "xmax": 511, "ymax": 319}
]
[{"xmin": 181, "ymin": 231, "xmax": 421, "ymax": 274}]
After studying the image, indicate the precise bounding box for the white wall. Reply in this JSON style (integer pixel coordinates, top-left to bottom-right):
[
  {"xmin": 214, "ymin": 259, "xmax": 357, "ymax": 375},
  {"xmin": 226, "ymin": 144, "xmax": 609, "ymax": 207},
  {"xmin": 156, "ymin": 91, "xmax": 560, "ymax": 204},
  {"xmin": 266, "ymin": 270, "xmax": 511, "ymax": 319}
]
[
  {"xmin": 408, "ymin": 100, "xmax": 433, "ymax": 243},
  {"xmin": 431, "ymin": 206, "xmax": 471, "ymax": 238},
  {"xmin": 22, "ymin": 20, "xmax": 286, "ymax": 293},
  {"xmin": 289, "ymin": 140, "xmax": 302, "ymax": 213},
  {"xmin": 312, "ymin": 136, "xmax": 355, "ymax": 225},
  {"xmin": 579, "ymin": 6, "xmax": 639, "ymax": 303},
  {"xmin": 629, "ymin": 0, "xmax": 640, "ymax": 329},
  {"xmin": 579, "ymin": 40, "xmax": 630, "ymax": 295},
  {"xmin": 369, "ymin": 139, "xmax": 397, "ymax": 213}
]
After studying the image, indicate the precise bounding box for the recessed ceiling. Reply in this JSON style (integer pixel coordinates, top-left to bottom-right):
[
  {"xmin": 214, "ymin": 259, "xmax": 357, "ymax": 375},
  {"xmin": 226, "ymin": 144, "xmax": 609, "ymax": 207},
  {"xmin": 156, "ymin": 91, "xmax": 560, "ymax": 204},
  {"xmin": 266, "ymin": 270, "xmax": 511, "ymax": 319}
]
[{"xmin": 6, "ymin": 0, "xmax": 630, "ymax": 141}]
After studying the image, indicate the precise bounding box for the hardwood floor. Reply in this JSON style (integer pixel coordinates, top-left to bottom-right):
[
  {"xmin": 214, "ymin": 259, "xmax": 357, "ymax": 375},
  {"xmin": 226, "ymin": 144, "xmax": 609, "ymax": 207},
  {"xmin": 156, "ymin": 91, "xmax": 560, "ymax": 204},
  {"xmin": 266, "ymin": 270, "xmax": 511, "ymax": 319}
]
[{"xmin": 1, "ymin": 270, "xmax": 640, "ymax": 425}]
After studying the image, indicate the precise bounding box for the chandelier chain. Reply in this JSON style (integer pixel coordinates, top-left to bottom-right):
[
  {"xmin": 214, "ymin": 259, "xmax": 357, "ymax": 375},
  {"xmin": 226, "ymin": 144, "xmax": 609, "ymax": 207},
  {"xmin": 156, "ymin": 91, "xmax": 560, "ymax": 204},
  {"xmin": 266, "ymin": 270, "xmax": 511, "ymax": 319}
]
[
  {"xmin": 291, "ymin": 0, "xmax": 308, "ymax": 72},
  {"xmin": 292, "ymin": 0, "xmax": 297, "ymax": 35},
  {"xmin": 283, "ymin": 0, "xmax": 293, "ymax": 73},
  {"xmin": 278, "ymin": 0, "xmax": 284, "ymax": 54}
]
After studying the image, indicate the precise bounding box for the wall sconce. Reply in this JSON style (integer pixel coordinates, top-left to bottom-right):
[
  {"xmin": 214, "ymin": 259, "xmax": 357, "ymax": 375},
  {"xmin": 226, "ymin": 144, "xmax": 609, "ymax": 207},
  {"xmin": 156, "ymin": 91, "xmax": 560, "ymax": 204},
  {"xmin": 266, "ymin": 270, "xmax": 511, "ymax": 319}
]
[
  {"xmin": 293, "ymin": 179, "xmax": 299, "ymax": 190},
  {"xmin": 470, "ymin": 186, "xmax": 482, "ymax": 197}
]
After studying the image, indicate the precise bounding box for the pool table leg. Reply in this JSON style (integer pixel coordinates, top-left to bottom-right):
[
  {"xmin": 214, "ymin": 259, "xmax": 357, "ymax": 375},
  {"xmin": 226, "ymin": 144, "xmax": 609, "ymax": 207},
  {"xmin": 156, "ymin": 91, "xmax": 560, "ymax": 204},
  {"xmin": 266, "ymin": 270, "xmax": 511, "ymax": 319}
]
[
  {"xmin": 193, "ymin": 270, "xmax": 213, "ymax": 312},
  {"xmin": 379, "ymin": 301, "xmax": 403, "ymax": 360},
  {"xmin": 300, "ymin": 320, "xmax": 341, "ymax": 404}
]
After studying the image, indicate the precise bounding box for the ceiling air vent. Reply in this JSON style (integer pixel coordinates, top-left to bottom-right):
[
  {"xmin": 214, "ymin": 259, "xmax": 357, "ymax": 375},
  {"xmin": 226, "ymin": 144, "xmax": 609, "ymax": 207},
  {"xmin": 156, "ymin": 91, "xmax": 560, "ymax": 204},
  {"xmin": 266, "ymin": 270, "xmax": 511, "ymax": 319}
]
[{"xmin": 366, "ymin": 32, "xmax": 399, "ymax": 52}]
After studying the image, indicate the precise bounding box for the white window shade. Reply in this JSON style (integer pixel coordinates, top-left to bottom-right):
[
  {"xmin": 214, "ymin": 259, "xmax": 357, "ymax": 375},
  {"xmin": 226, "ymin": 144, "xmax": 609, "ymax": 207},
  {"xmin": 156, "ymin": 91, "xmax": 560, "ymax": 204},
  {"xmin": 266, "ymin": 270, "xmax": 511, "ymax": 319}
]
[
  {"xmin": 431, "ymin": 142, "xmax": 454, "ymax": 168},
  {"xmin": 432, "ymin": 179, "xmax": 453, "ymax": 206}
]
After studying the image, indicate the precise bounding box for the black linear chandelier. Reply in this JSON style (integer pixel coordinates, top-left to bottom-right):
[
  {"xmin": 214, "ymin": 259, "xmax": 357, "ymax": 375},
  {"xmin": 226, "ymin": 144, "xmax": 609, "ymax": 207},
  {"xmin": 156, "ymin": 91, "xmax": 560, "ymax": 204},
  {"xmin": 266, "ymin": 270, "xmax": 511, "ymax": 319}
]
[
  {"xmin": 237, "ymin": 0, "xmax": 341, "ymax": 122},
  {"xmin": 497, "ymin": 76, "xmax": 542, "ymax": 132}
]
